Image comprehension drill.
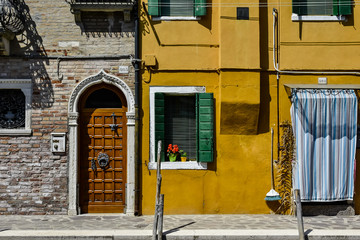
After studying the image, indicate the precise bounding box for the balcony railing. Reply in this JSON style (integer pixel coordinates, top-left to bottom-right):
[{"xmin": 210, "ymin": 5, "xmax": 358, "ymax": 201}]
[
  {"xmin": 66, "ymin": 0, "xmax": 135, "ymax": 23},
  {"xmin": 67, "ymin": 0, "xmax": 135, "ymax": 8},
  {"xmin": 69, "ymin": 0, "xmax": 130, "ymax": 2},
  {"xmin": 0, "ymin": 0, "xmax": 24, "ymax": 34}
]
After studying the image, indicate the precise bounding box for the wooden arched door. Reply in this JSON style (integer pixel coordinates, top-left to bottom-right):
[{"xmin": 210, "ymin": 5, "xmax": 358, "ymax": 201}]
[{"xmin": 79, "ymin": 84, "xmax": 127, "ymax": 213}]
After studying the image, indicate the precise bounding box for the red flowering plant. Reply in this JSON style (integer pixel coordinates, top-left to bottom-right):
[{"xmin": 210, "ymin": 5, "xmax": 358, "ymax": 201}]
[{"xmin": 167, "ymin": 144, "xmax": 179, "ymax": 162}]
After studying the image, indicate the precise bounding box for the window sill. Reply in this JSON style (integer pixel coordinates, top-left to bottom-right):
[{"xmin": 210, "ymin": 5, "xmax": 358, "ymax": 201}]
[
  {"xmin": 148, "ymin": 161, "xmax": 207, "ymax": 170},
  {"xmin": 291, "ymin": 14, "xmax": 346, "ymax": 22},
  {"xmin": 0, "ymin": 129, "xmax": 32, "ymax": 136},
  {"xmin": 152, "ymin": 16, "xmax": 200, "ymax": 21}
]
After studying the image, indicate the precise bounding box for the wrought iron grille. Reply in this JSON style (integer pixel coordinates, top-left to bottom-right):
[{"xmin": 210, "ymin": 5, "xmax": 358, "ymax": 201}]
[
  {"xmin": 0, "ymin": 89, "xmax": 25, "ymax": 129},
  {"xmin": 0, "ymin": 0, "xmax": 24, "ymax": 34}
]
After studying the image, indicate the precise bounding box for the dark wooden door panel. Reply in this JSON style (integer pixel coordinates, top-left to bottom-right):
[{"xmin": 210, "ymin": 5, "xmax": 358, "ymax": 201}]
[{"xmin": 80, "ymin": 109, "xmax": 127, "ymax": 213}]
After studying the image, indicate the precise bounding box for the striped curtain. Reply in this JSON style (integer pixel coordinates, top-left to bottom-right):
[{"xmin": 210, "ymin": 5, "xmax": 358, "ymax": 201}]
[{"xmin": 290, "ymin": 89, "xmax": 358, "ymax": 201}]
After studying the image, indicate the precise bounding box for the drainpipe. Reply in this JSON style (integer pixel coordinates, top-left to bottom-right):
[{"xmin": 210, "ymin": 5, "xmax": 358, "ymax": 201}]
[{"xmin": 133, "ymin": 0, "xmax": 141, "ymax": 216}]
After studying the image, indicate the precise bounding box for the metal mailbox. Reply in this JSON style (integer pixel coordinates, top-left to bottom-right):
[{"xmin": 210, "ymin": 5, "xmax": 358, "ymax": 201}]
[{"xmin": 51, "ymin": 133, "xmax": 66, "ymax": 153}]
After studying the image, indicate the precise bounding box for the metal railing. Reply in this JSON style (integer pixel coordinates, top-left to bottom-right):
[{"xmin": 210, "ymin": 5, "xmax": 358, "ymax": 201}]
[
  {"xmin": 0, "ymin": 0, "xmax": 24, "ymax": 34},
  {"xmin": 67, "ymin": 0, "xmax": 134, "ymax": 4}
]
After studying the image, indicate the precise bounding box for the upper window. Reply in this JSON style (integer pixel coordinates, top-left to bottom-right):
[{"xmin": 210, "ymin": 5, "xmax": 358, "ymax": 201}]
[
  {"xmin": 292, "ymin": 0, "xmax": 351, "ymax": 21},
  {"xmin": 149, "ymin": 86, "xmax": 214, "ymax": 170},
  {"xmin": 148, "ymin": 0, "xmax": 206, "ymax": 19},
  {"xmin": 0, "ymin": 79, "xmax": 32, "ymax": 136}
]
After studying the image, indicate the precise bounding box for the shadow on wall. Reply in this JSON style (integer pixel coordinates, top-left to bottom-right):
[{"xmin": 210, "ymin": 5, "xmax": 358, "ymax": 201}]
[
  {"xmin": 77, "ymin": 11, "xmax": 135, "ymax": 38},
  {"xmin": 11, "ymin": 0, "xmax": 54, "ymax": 109}
]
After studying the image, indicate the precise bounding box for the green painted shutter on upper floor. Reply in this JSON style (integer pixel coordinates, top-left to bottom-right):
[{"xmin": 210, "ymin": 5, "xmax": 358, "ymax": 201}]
[
  {"xmin": 155, "ymin": 93, "xmax": 165, "ymax": 161},
  {"xmin": 148, "ymin": 0, "xmax": 160, "ymax": 16},
  {"xmin": 335, "ymin": 0, "xmax": 352, "ymax": 15},
  {"xmin": 196, "ymin": 93, "xmax": 214, "ymax": 163},
  {"xmin": 194, "ymin": 0, "xmax": 206, "ymax": 16}
]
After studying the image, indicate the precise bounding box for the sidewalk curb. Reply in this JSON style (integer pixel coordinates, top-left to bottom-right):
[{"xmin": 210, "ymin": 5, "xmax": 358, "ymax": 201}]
[{"xmin": 1, "ymin": 229, "xmax": 360, "ymax": 240}]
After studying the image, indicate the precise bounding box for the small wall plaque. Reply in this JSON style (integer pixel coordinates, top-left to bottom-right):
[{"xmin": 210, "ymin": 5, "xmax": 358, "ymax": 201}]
[
  {"xmin": 318, "ymin": 77, "xmax": 327, "ymax": 85},
  {"xmin": 119, "ymin": 66, "xmax": 129, "ymax": 74}
]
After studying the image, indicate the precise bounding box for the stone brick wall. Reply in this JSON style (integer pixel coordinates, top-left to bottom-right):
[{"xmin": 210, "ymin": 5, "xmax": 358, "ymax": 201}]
[{"xmin": 0, "ymin": 0, "xmax": 135, "ymax": 214}]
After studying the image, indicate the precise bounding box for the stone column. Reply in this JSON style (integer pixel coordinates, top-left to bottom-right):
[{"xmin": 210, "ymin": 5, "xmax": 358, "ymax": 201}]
[
  {"xmin": 126, "ymin": 112, "xmax": 135, "ymax": 215},
  {"xmin": 68, "ymin": 112, "xmax": 79, "ymax": 215}
]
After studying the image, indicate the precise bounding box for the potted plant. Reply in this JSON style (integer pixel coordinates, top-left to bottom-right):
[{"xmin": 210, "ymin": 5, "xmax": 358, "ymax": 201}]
[
  {"xmin": 179, "ymin": 150, "xmax": 187, "ymax": 162},
  {"xmin": 167, "ymin": 144, "xmax": 179, "ymax": 162}
]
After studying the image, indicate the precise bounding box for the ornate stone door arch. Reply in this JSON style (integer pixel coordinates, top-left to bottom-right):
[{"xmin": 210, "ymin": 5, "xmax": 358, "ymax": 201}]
[{"xmin": 67, "ymin": 70, "xmax": 135, "ymax": 215}]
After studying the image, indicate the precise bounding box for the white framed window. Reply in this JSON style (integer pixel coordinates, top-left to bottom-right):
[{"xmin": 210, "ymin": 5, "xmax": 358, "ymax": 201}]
[
  {"xmin": 0, "ymin": 79, "xmax": 32, "ymax": 135},
  {"xmin": 147, "ymin": 0, "xmax": 206, "ymax": 21},
  {"xmin": 149, "ymin": 86, "xmax": 214, "ymax": 170},
  {"xmin": 292, "ymin": 0, "xmax": 350, "ymax": 21}
]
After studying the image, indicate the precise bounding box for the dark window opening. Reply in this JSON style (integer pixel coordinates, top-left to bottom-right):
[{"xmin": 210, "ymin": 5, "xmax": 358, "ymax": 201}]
[
  {"xmin": 0, "ymin": 89, "xmax": 25, "ymax": 129},
  {"xmin": 85, "ymin": 88, "xmax": 122, "ymax": 108},
  {"xmin": 164, "ymin": 95, "xmax": 197, "ymax": 161}
]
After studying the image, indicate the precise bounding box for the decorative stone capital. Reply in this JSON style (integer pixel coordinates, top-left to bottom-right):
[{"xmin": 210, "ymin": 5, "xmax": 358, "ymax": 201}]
[
  {"xmin": 126, "ymin": 112, "xmax": 135, "ymax": 126},
  {"xmin": 68, "ymin": 112, "xmax": 79, "ymax": 126}
]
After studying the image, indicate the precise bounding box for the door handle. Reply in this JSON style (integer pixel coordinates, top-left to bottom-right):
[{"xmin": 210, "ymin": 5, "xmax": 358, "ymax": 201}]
[{"xmin": 91, "ymin": 159, "xmax": 96, "ymax": 172}]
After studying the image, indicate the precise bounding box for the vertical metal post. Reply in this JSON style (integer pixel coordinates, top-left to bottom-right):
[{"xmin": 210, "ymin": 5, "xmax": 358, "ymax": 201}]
[
  {"xmin": 153, "ymin": 141, "xmax": 163, "ymax": 240},
  {"xmin": 157, "ymin": 194, "xmax": 164, "ymax": 240},
  {"xmin": 294, "ymin": 189, "xmax": 305, "ymax": 240}
]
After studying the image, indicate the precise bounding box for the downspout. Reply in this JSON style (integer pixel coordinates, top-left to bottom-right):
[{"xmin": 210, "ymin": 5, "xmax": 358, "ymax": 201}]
[
  {"xmin": 272, "ymin": 9, "xmax": 280, "ymax": 162},
  {"xmin": 133, "ymin": 0, "xmax": 141, "ymax": 216}
]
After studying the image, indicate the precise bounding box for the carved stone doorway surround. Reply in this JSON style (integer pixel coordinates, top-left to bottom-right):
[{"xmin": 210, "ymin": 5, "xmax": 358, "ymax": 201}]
[{"xmin": 67, "ymin": 70, "xmax": 135, "ymax": 215}]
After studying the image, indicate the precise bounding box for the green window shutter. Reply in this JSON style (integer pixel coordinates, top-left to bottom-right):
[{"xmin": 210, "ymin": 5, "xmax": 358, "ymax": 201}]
[
  {"xmin": 155, "ymin": 93, "xmax": 165, "ymax": 161},
  {"xmin": 338, "ymin": 0, "xmax": 352, "ymax": 15},
  {"xmin": 194, "ymin": 0, "xmax": 206, "ymax": 16},
  {"xmin": 196, "ymin": 93, "xmax": 214, "ymax": 163},
  {"xmin": 333, "ymin": 0, "xmax": 339, "ymax": 15},
  {"xmin": 292, "ymin": 0, "xmax": 300, "ymax": 14},
  {"xmin": 148, "ymin": 0, "xmax": 160, "ymax": 16}
]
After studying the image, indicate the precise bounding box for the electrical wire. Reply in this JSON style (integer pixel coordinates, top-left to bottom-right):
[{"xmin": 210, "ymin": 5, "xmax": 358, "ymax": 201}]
[{"xmin": 145, "ymin": 2, "xmax": 356, "ymax": 7}]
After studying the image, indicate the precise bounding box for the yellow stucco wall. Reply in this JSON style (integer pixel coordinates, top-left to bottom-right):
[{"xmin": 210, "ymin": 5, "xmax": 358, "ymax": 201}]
[
  {"xmin": 140, "ymin": 0, "xmax": 360, "ymax": 215},
  {"xmin": 278, "ymin": 6, "xmax": 360, "ymax": 70},
  {"xmin": 140, "ymin": 71, "xmax": 275, "ymax": 215}
]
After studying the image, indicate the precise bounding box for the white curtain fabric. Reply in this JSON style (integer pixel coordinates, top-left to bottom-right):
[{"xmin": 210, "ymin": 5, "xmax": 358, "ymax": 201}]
[{"xmin": 290, "ymin": 89, "xmax": 358, "ymax": 201}]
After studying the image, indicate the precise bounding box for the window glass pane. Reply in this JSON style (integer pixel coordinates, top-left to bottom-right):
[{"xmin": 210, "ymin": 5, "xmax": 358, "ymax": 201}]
[
  {"xmin": 161, "ymin": 0, "xmax": 194, "ymax": 16},
  {"xmin": 300, "ymin": 0, "xmax": 333, "ymax": 15},
  {"xmin": 85, "ymin": 88, "xmax": 122, "ymax": 108},
  {"xmin": 165, "ymin": 95, "xmax": 196, "ymax": 161},
  {"xmin": 0, "ymin": 89, "xmax": 25, "ymax": 129}
]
